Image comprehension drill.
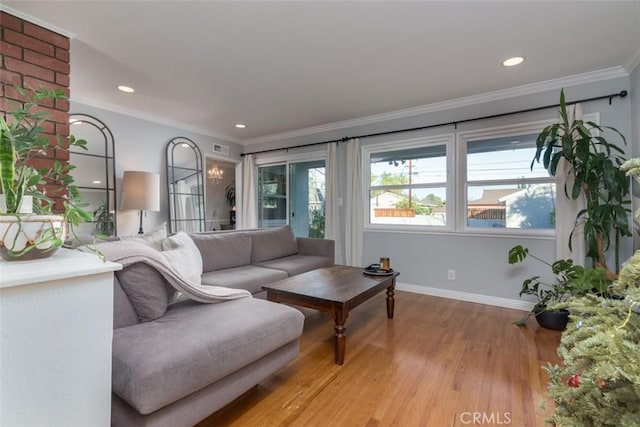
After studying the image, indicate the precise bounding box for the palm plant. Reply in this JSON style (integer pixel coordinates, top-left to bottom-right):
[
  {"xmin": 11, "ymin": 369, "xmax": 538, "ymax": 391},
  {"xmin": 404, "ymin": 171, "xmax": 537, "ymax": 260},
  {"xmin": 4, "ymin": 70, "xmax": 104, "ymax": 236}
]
[{"xmin": 532, "ymin": 89, "xmax": 631, "ymax": 278}]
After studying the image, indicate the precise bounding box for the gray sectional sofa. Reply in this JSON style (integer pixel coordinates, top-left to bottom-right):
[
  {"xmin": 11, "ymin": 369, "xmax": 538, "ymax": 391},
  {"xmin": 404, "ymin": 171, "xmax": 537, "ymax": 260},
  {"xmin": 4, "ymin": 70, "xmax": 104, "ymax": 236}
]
[{"xmin": 110, "ymin": 226, "xmax": 334, "ymax": 426}]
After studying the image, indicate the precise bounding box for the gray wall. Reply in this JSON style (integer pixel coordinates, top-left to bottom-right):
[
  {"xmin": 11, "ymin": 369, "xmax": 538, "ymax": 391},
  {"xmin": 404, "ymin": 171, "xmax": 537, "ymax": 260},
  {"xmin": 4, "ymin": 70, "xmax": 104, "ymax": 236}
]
[
  {"xmin": 631, "ymin": 63, "xmax": 640, "ymax": 157},
  {"xmin": 247, "ymin": 77, "xmax": 634, "ymax": 304},
  {"xmin": 69, "ymin": 102, "xmax": 242, "ymax": 236}
]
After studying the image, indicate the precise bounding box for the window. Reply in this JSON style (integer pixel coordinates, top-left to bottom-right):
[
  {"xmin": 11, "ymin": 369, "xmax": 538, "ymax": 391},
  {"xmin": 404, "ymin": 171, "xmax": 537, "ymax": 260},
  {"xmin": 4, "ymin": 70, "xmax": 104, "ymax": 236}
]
[
  {"xmin": 364, "ymin": 136, "xmax": 453, "ymax": 228},
  {"xmin": 461, "ymin": 128, "xmax": 555, "ymax": 231},
  {"xmin": 364, "ymin": 119, "xmax": 566, "ymax": 234}
]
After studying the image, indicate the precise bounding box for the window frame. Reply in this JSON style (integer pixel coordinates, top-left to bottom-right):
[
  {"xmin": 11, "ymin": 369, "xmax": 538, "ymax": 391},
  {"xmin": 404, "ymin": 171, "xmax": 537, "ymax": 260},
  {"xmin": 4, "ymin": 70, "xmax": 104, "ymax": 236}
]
[{"xmin": 363, "ymin": 134, "xmax": 455, "ymax": 232}]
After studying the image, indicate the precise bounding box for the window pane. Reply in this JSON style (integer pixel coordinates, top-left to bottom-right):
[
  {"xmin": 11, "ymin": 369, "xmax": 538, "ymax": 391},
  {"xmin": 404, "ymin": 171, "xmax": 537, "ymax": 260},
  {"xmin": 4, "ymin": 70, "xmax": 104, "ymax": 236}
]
[
  {"xmin": 371, "ymin": 145, "xmax": 446, "ymax": 186},
  {"xmin": 289, "ymin": 160, "xmax": 325, "ymax": 238},
  {"xmin": 467, "ymin": 133, "xmax": 549, "ymax": 181},
  {"xmin": 258, "ymin": 165, "xmax": 287, "ymax": 228},
  {"xmin": 370, "ymin": 187, "xmax": 446, "ymax": 226},
  {"xmin": 467, "ymin": 184, "xmax": 556, "ymax": 229}
]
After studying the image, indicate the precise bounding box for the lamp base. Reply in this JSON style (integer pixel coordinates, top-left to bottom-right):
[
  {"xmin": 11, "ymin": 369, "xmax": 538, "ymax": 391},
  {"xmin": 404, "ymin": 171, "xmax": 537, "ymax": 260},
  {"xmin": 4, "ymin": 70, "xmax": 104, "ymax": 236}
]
[{"xmin": 138, "ymin": 210, "xmax": 144, "ymax": 235}]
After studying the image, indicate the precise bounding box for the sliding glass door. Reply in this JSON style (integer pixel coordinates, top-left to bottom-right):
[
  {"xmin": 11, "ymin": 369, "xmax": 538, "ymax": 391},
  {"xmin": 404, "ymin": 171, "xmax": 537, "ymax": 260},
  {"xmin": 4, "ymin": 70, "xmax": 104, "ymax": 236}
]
[{"xmin": 257, "ymin": 159, "xmax": 326, "ymax": 237}]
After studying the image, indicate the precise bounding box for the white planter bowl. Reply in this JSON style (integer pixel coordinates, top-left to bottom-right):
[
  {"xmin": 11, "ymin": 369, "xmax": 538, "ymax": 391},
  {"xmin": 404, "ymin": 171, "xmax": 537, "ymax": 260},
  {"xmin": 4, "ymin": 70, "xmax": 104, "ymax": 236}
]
[{"xmin": 0, "ymin": 215, "xmax": 67, "ymax": 261}]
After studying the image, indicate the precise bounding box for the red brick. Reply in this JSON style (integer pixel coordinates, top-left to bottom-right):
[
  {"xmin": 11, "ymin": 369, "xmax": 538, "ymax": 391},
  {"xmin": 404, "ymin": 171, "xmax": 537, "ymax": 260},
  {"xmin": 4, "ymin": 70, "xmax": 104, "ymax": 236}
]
[
  {"xmin": 0, "ymin": 40, "xmax": 23, "ymax": 59},
  {"xmin": 5, "ymin": 57, "xmax": 54, "ymax": 82},
  {"xmin": 24, "ymin": 22, "xmax": 69, "ymax": 50},
  {"xmin": 53, "ymin": 147, "xmax": 70, "ymax": 161},
  {"xmin": 55, "ymin": 72, "xmax": 69, "ymax": 86},
  {"xmin": 23, "ymin": 76, "xmax": 68, "ymax": 95},
  {"xmin": 55, "ymin": 47, "xmax": 69, "ymax": 62},
  {"xmin": 55, "ymin": 122, "xmax": 69, "ymax": 136},
  {"xmin": 37, "ymin": 97, "xmax": 55, "ymax": 108},
  {"xmin": 40, "ymin": 120, "xmax": 55, "ymax": 134},
  {"xmin": 0, "ymin": 12, "xmax": 23, "ymax": 32},
  {"xmin": 24, "ymin": 50, "xmax": 69, "ymax": 74},
  {"xmin": 2, "ymin": 84, "xmax": 25, "ymax": 102},
  {"xmin": 54, "ymin": 98, "xmax": 69, "ymax": 112},
  {"xmin": 0, "ymin": 68, "xmax": 23, "ymax": 86},
  {"xmin": 3, "ymin": 29, "xmax": 55, "ymax": 57},
  {"xmin": 33, "ymin": 106, "xmax": 69, "ymax": 123}
]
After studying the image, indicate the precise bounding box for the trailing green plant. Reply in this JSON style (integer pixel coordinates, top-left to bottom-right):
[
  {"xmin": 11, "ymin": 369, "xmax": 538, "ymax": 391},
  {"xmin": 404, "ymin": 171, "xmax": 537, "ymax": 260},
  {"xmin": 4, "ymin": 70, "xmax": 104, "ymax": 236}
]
[
  {"xmin": 0, "ymin": 85, "xmax": 93, "ymax": 257},
  {"xmin": 532, "ymin": 89, "xmax": 631, "ymax": 277},
  {"xmin": 508, "ymin": 245, "xmax": 611, "ymax": 325}
]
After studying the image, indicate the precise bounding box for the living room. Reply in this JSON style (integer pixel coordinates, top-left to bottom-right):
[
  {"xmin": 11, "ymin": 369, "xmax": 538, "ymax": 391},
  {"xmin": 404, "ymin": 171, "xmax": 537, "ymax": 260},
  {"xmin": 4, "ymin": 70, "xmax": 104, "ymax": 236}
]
[{"xmin": 1, "ymin": 1, "xmax": 640, "ymax": 426}]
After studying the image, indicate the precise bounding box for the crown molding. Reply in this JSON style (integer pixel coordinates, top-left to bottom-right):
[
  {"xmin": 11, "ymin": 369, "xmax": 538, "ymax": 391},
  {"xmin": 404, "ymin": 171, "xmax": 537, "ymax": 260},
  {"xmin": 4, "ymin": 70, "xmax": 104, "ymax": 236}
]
[
  {"xmin": 0, "ymin": 5, "xmax": 75, "ymax": 39},
  {"xmin": 72, "ymin": 96, "xmax": 240, "ymax": 144},
  {"xmin": 626, "ymin": 46, "xmax": 640, "ymax": 75},
  {"xmin": 241, "ymin": 66, "xmax": 629, "ymax": 146}
]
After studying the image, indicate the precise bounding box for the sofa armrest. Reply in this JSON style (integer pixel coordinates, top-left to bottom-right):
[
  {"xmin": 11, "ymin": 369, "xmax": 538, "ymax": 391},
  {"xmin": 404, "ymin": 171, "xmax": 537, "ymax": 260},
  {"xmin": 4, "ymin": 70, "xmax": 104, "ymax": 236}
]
[{"xmin": 297, "ymin": 237, "xmax": 335, "ymax": 264}]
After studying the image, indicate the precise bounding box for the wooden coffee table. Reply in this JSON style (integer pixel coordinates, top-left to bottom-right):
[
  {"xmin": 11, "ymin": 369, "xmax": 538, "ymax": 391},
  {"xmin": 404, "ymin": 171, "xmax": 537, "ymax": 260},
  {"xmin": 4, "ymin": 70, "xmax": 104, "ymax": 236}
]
[{"xmin": 262, "ymin": 265, "xmax": 398, "ymax": 365}]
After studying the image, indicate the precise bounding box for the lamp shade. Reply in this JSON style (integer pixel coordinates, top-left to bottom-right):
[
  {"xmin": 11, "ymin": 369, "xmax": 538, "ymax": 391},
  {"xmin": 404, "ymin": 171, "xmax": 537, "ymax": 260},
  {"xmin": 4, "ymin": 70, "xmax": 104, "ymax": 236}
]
[{"xmin": 120, "ymin": 171, "xmax": 160, "ymax": 212}]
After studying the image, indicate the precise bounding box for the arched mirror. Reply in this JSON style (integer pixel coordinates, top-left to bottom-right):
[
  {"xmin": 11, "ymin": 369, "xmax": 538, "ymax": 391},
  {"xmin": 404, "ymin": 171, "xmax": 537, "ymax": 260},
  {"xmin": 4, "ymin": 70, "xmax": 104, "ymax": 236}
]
[
  {"xmin": 68, "ymin": 114, "xmax": 117, "ymax": 236},
  {"xmin": 166, "ymin": 137, "xmax": 205, "ymax": 233}
]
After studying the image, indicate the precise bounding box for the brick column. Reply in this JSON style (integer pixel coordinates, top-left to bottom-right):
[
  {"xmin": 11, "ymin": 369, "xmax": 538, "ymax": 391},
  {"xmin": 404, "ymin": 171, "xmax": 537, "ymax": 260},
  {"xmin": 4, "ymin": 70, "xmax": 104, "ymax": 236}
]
[{"xmin": 1, "ymin": 11, "xmax": 70, "ymax": 213}]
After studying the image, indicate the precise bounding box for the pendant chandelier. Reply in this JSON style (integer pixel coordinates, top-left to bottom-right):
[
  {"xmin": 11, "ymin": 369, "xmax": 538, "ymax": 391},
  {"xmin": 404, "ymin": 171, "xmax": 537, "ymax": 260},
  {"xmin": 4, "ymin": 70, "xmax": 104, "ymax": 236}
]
[{"xmin": 207, "ymin": 163, "xmax": 224, "ymax": 184}]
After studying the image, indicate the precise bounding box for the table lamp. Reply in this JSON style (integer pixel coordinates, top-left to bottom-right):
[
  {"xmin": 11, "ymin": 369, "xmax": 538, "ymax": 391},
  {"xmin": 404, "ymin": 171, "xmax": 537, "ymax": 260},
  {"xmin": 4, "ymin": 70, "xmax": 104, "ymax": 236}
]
[{"xmin": 120, "ymin": 171, "xmax": 160, "ymax": 235}]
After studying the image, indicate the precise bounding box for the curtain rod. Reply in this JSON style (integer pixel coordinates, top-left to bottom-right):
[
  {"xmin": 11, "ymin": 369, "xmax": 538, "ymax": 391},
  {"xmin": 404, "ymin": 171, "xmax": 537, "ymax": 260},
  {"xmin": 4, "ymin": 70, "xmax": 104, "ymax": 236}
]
[{"xmin": 241, "ymin": 90, "xmax": 628, "ymax": 157}]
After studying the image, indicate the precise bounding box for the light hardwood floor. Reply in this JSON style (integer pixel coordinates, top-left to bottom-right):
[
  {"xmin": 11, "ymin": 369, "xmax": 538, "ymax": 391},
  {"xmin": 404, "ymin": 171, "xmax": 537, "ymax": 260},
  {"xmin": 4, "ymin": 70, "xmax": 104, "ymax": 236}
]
[{"xmin": 198, "ymin": 291, "xmax": 561, "ymax": 426}]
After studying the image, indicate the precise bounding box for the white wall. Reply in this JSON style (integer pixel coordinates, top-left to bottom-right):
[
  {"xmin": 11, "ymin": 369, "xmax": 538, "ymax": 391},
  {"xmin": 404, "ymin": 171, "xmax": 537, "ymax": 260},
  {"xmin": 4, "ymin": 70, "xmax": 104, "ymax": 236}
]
[
  {"xmin": 246, "ymin": 76, "xmax": 634, "ymax": 305},
  {"xmin": 69, "ymin": 102, "xmax": 242, "ymax": 236}
]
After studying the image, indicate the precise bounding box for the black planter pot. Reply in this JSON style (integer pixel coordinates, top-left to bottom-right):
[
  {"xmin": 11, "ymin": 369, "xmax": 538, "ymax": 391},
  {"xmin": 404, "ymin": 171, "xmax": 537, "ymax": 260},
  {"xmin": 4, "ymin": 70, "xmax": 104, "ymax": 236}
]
[{"xmin": 535, "ymin": 309, "xmax": 569, "ymax": 331}]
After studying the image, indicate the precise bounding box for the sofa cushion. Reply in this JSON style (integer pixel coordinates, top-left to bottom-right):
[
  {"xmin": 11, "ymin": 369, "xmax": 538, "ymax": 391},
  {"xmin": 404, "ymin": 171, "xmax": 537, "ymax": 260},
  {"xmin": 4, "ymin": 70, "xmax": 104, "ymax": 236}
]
[
  {"xmin": 161, "ymin": 231, "xmax": 203, "ymax": 285},
  {"xmin": 115, "ymin": 263, "xmax": 176, "ymax": 322},
  {"xmin": 190, "ymin": 232, "xmax": 252, "ymax": 272},
  {"xmin": 111, "ymin": 297, "xmax": 304, "ymax": 415},
  {"xmin": 255, "ymin": 254, "xmax": 332, "ymax": 277},
  {"xmin": 250, "ymin": 225, "xmax": 298, "ymax": 264},
  {"xmin": 201, "ymin": 265, "xmax": 288, "ymax": 294}
]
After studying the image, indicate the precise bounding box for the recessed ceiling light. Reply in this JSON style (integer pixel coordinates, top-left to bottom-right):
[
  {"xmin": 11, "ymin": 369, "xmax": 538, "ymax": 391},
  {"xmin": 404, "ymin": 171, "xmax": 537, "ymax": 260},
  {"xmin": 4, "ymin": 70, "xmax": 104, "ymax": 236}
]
[
  {"xmin": 92, "ymin": 180, "xmax": 102, "ymax": 184},
  {"xmin": 235, "ymin": 123, "xmax": 247, "ymax": 129},
  {"xmin": 117, "ymin": 85, "xmax": 135, "ymax": 93},
  {"xmin": 502, "ymin": 56, "xmax": 524, "ymax": 67}
]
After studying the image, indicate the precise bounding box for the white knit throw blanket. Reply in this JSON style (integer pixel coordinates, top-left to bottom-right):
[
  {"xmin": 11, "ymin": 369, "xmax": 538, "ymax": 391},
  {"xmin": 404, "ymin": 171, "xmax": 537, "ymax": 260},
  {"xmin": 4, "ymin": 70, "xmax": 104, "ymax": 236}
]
[{"xmin": 93, "ymin": 240, "xmax": 251, "ymax": 303}]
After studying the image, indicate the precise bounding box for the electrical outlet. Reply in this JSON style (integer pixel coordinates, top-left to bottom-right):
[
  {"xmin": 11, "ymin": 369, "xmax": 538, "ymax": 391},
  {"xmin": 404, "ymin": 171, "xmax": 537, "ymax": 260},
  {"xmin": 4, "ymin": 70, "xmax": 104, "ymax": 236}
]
[{"xmin": 448, "ymin": 269, "xmax": 456, "ymax": 280}]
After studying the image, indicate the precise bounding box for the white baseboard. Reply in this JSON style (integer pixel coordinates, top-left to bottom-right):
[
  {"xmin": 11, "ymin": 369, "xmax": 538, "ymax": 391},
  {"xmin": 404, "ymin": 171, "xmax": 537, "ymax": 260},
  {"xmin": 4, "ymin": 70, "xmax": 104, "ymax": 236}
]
[{"xmin": 396, "ymin": 282, "xmax": 534, "ymax": 312}]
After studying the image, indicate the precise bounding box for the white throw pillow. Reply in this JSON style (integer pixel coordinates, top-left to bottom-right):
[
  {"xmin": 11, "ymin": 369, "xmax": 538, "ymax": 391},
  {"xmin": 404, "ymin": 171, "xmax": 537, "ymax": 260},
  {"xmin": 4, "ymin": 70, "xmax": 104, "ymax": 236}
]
[
  {"xmin": 121, "ymin": 222, "xmax": 167, "ymax": 251},
  {"xmin": 161, "ymin": 231, "xmax": 203, "ymax": 285}
]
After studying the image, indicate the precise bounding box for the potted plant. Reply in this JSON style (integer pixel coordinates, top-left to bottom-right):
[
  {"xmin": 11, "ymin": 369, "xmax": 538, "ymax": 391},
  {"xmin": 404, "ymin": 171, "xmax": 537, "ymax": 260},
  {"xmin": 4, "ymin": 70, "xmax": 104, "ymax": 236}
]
[
  {"xmin": 0, "ymin": 86, "xmax": 92, "ymax": 260},
  {"xmin": 532, "ymin": 89, "xmax": 631, "ymax": 278},
  {"xmin": 508, "ymin": 245, "xmax": 610, "ymax": 329},
  {"xmin": 93, "ymin": 200, "xmax": 115, "ymax": 236}
]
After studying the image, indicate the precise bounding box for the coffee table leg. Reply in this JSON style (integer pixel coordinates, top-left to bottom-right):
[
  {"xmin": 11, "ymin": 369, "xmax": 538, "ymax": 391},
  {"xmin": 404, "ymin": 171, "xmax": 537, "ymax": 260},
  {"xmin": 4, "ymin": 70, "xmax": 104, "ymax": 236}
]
[
  {"xmin": 333, "ymin": 306, "xmax": 348, "ymax": 365},
  {"xmin": 387, "ymin": 280, "xmax": 395, "ymax": 319}
]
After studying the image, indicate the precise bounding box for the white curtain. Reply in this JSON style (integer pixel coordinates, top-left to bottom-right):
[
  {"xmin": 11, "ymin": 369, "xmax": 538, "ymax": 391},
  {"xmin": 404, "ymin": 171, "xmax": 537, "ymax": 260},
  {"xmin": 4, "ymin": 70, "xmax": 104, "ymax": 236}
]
[
  {"xmin": 240, "ymin": 154, "xmax": 258, "ymax": 229},
  {"xmin": 555, "ymin": 103, "xmax": 586, "ymax": 265},
  {"xmin": 344, "ymin": 138, "xmax": 363, "ymax": 267},
  {"xmin": 324, "ymin": 142, "xmax": 343, "ymax": 263}
]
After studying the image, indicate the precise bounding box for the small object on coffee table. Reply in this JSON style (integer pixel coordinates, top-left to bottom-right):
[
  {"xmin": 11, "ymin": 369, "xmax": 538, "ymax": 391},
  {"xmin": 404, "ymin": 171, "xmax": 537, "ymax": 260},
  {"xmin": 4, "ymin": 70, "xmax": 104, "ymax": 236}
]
[
  {"xmin": 363, "ymin": 264, "xmax": 395, "ymax": 276},
  {"xmin": 262, "ymin": 265, "xmax": 398, "ymax": 365}
]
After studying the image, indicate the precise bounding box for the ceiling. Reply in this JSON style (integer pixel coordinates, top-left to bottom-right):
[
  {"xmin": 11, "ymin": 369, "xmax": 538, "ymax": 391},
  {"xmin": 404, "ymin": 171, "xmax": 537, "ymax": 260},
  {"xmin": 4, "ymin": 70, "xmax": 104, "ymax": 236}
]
[{"xmin": 4, "ymin": 1, "xmax": 640, "ymax": 144}]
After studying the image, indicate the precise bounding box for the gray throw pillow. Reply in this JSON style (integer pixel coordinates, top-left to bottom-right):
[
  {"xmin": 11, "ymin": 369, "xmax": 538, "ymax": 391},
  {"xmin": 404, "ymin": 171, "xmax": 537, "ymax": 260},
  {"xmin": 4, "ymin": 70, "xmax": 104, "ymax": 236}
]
[
  {"xmin": 251, "ymin": 225, "xmax": 298, "ymax": 263},
  {"xmin": 115, "ymin": 263, "xmax": 176, "ymax": 322}
]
